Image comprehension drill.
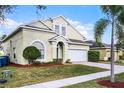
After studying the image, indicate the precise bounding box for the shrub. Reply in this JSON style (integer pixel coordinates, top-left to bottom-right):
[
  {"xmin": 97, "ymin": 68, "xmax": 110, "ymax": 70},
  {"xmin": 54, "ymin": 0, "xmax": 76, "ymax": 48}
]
[
  {"xmin": 32, "ymin": 61, "xmax": 41, "ymax": 65},
  {"xmin": 42, "ymin": 61, "xmax": 58, "ymax": 64},
  {"xmin": 119, "ymin": 54, "xmax": 124, "ymax": 60},
  {"xmin": 53, "ymin": 59, "xmax": 63, "ymax": 63},
  {"xmin": 23, "ymin": 46, "xmax": 41, "ymax": 64},
  {"xmin": 88, "ymin": 51, "xmax": 100, "ymax": 62}
]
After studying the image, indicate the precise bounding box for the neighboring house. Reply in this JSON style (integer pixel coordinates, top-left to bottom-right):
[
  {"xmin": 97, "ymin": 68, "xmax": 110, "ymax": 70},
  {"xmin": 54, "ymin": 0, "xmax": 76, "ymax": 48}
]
[
  {"xmin": 86, "ymin": 40, "xmax": 123, "ymax": 61},
  {"xmin": 2, "ymin": 16, "xmax": 90, "ymax": 65}
]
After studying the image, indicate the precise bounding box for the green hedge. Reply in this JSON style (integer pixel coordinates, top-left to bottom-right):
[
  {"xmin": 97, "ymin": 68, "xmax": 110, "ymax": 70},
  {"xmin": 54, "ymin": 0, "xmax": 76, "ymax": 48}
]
[
  {"xmin": 88, "ymin": 51, "xmax": 100, "ymax": 62},
  {"xmin": 23, "ymin": 46, "xmax": 41, "ymax": 64}
]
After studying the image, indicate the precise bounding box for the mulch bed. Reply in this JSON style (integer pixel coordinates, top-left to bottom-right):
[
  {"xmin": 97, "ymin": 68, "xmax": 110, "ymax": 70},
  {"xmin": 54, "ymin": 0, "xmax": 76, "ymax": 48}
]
[
  {"xmin": 97, "ymin": 80, "xmax": 124, "ymax": 88},
  {"xmin": 8, "ymin": 62, "xmax": 63, "ymax": 68}
]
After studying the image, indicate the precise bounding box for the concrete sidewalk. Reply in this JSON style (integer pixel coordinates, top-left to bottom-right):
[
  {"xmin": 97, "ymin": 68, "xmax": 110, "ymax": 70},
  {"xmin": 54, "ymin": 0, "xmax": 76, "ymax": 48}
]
[{"xmin": 21, "ymin": 62, "xmax": 124, "ymax": 88}]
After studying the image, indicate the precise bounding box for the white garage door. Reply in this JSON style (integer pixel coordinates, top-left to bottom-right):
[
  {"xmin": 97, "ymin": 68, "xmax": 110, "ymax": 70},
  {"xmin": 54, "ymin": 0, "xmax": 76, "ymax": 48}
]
[{"xmin": 68, "ymin": 49, "xmax": 87, "ymax": 62}]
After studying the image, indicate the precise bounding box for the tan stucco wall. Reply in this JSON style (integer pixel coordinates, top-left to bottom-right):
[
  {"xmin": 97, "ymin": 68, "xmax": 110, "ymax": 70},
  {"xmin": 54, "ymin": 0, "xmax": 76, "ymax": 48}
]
[
  {"xmin": 106, "ymin": 49, "xmax": 123, "ymax": 61},
  {"xmin": 43, "ymin": 19, "xmax": 53, "ymax": 29},
  {"xmin": 29, "ymin": 21, "xmax": 50, "ymax": 29},
  {"xmin": 69, "ymin": 44, "xmax": 89, "ymax": 50},
  {"xmin": 22, "ymin": 28, "xmax": 57, "ymax": 64},
  {"xmin": 2, "ymin": 31, "xmax": 23, "ymax": 64}
]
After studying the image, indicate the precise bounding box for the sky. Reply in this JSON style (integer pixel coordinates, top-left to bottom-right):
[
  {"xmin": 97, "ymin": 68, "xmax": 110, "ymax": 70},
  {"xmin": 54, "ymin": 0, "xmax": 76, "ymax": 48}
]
[{"xmin": 0, "ymin": 5, "xmax": 111, "ymax": 44}]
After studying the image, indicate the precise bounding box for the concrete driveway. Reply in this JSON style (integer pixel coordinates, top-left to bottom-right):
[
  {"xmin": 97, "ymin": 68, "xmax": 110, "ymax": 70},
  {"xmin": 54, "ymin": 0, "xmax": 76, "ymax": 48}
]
[{"xmin": 73, "ymin": 61, "xmax": 124, "ymax": 70}]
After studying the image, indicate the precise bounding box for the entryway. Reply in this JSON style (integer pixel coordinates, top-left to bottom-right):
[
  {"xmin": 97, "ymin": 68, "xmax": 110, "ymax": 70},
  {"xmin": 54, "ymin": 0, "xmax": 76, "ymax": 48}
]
[{"xmin": 56, "ymin": 42, "xmax": 64, "ymax": 63}]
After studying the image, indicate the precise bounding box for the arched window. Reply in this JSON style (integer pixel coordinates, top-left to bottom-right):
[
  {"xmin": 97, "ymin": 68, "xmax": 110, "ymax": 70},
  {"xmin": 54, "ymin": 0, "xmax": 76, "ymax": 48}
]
[{"xmin": 32, "ymin": 41, "xmax": 45, "ymax": 60}]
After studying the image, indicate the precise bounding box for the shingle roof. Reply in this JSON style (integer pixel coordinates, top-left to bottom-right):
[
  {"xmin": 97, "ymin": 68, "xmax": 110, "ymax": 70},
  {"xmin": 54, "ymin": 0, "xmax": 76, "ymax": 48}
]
[
  {"xmin": 69, "ymin": 39, "xmax": 85, "ymax": 43},
  {"xmin": 86, "ymin": 40, "xmax": 111, "ymax": 48}
]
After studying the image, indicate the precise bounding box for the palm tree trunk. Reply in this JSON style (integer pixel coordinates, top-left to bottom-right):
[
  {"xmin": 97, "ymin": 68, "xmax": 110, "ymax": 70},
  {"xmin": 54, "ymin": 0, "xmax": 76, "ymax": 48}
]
[{"xmin": 110, "ymin": 18, "xmax": 115, "ymax": 83}]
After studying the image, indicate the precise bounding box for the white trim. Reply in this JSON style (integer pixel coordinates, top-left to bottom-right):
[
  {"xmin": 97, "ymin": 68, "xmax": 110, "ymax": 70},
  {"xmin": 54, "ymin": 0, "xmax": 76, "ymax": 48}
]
[
  {"xmin": 30, "ymin": 39, "xmax": 46, "ymax": 62},
  {"xmin": 69, "ymin": 42, "xmax": 91, "ymax": 46},
  {"xmin": 23, "ymin": 26, "xmax": 53, "ymax": 32},
  {"xmin": 56, "ymin": 40, "xmax": 66, "ymax": 47},
  {"xmin": 68, "ymin": 49, "xmax": 88, "ymax": 51},
  {"xmin": 91, "ymin": 47, "xmax": 111, "ymax": 49},
  {"xmin": 49, "ymin": 35, "xmax": 69, "ymax": 42}
]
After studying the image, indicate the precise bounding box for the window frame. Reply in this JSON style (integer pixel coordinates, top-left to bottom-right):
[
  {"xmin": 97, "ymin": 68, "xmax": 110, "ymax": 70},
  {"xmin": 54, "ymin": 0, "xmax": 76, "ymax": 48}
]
[
  {"xmin": 61, "ymin": 26, "xmax": 66, "ymax": 36},
  {"xmin": 13, "ymin": 47, "xmax": 16, "ymax": 59},
  {"xmin": 54, "ymin": 25, "xmax": 60, "ymax": 33},
  {"xmin": 53, "ymin": 24, "xmax": 67, "ymax": 36},
  {"xmin": 31, "ymin": 40, "xmax": 46, "ymax": 61}
]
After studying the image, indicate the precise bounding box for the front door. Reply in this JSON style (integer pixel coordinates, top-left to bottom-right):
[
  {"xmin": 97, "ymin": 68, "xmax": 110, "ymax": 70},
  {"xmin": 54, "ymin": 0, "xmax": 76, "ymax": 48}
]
[{"xmin": 57, "ymin": 42, "xmax": 63, "ymax": 63}]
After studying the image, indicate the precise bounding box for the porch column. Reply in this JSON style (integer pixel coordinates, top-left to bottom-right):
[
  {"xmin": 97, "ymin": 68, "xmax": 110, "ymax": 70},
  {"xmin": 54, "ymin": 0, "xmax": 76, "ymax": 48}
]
[
  {"xmin": 63, "ymin": 43, "xmax": 68, "ymax": 63},
  {"xmin": 51, "ymin": 42, "xmax": 57, "ymax": 60}
]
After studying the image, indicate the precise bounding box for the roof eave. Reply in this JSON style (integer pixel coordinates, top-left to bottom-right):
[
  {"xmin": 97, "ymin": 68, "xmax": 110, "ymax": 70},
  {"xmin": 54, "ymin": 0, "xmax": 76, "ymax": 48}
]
[
  {"xmin": 2, "ymin": 26, "xmax": 23, "ymax": 42},
  {"xmin": 69, "ymin": 42, "xmax": 91, "ymax": 46}
]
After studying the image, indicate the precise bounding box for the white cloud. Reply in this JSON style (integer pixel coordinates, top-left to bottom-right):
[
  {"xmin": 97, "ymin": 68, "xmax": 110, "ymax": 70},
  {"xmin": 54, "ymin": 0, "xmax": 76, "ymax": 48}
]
[
  {"xmin": 0, "ymin": 18, "xmax": 23, "ymax": 36},
  {"xmin": 67, "ymin": 18, "xmax": 94, "ymax": 40}
]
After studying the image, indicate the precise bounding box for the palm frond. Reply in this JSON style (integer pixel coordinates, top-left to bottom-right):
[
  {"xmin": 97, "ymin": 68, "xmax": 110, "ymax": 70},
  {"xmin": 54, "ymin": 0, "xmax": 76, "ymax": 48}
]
[
  {"xmin": 115, "ymin": 23, "xmax": 124, "ymax": 48},
  {"xmin": 101, "ymin": 5, "xmax": 124, "ymax": 18},
  {"xmin": 100, "ymin": 6, "xmax": 110, "ymax": 15},
  {"xmin": 117, "ymin": 10, "xmax": 124, "ymax": 25},
  {"xmin": 94, "ymin": 18, "xmax": 110, "ymax": 44},
  {"xmin": 109, "ymin": 6, "xmax": 124, "ymax": 16}
]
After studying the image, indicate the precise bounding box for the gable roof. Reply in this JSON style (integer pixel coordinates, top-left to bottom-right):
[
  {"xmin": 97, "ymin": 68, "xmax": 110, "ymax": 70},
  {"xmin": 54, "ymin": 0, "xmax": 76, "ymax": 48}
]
[
  {"xmin": 49, "ymin": 35, "xmax": 69, "ymax": 41},
  {"xmin": 69, "ymin": 39, "xmax": 85, "ymax": 43},
  {"xmin": 26, "ymin": 20, "xmax": 52, "ymax": 30},
  {"xmin": 3, "ymin": 16, "xmax": 86, "ymax": 42},
  {"xmin": 2, "ymin": 25, "xmax": 54, "ymax": 42},
  {"xmin": 43, "ymin": 15, "xmax": 86, "ymax": 40}
]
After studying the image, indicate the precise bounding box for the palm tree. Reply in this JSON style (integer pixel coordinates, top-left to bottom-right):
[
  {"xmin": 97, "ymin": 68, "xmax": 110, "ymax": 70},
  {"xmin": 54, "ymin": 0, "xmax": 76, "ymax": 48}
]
[{"xmin": 94, "ymin": 5, "xmax": 124, "ymax": 83}]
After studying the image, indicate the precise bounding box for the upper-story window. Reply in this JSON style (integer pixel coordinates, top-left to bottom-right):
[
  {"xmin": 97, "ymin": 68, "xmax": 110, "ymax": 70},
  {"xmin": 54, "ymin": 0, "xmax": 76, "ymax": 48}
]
[
  {"xmin": 62, "ymin": 26, "xmax": 66, "ymax": 36},
  {"xmin": 55, "ymin": 25, "xmax": 59, "ymax": 33},
  {"xmin": 54, "ymin": 24, "xmax": 66, "ymax": 36}
]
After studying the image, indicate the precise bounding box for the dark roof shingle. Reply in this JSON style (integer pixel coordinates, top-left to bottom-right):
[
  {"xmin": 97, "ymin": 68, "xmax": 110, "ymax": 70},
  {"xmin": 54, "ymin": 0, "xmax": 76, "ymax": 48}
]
[
  {"xmin": 86, "ymin": 40, "xmax": 111, "ymax": 48},
  {"xmin": 69, "ymin": 39, "xmax": 84, "ymax": 43}
]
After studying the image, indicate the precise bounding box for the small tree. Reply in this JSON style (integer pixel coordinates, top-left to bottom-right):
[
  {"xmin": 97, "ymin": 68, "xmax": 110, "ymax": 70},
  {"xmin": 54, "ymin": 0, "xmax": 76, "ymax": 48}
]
[
  {"xmin": 94, "ymin": 5, "xmax": 124, "ymax": 83},
  {"xmin": 23, "ymin": 46, "xmax": 41, "ymax": 64}
]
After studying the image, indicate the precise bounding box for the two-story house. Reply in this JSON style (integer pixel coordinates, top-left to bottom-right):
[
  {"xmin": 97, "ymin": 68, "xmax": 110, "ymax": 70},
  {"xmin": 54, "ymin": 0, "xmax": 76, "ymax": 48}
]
[{"xmin": 2, "ymin": 16, "xmax": 90, "ymax": 65}]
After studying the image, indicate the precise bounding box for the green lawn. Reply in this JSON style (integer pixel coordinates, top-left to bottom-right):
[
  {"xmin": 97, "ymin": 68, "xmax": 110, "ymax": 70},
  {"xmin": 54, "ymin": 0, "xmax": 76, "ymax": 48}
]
[
  {"xmin": 0, "ymin": 64, "xmax": 106, "ymax": 88},
  {"xmin": 64, "ymin": 72, "xmax": 124, "ymax": 88}
]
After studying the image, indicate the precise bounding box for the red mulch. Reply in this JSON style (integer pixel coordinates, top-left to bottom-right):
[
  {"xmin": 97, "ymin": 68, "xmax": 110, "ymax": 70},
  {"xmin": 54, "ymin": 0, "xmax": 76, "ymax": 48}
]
[
  {"xmin": 8, "ymin": 62, "xmax": 63, "ymax": 68},
  {"xmin": 97, "ymin": 80, "xmax": 124, "ymax": 88}
]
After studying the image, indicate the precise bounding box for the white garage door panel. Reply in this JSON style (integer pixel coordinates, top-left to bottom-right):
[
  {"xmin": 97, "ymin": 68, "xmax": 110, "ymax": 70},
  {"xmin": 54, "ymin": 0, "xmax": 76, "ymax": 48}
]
[{"xmin": 68, "ymin": 49, "xmax": 87, "ymax": 62}]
